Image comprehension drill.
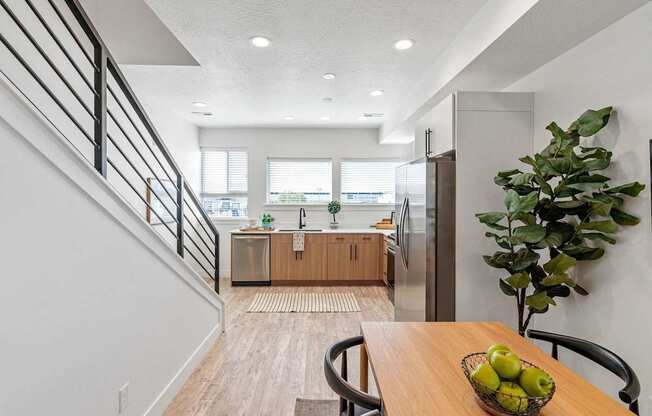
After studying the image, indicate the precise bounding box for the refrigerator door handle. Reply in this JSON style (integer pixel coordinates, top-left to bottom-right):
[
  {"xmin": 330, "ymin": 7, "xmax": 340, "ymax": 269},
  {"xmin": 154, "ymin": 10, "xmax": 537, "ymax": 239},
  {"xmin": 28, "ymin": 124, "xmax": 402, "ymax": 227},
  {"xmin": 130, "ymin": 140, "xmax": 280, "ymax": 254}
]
[
  {"xmin": 399, "ymin": 198, "xmax": 409, "ymax": 268},
  {"xmin": 396, "ymin": 197, "xmax": 407, "ymax": 247}
]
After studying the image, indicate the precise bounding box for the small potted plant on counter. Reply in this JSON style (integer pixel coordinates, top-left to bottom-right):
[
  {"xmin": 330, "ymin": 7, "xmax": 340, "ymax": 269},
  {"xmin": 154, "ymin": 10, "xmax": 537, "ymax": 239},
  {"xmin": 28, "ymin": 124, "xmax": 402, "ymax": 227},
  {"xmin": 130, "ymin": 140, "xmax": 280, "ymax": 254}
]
[
  {"xmin": 328, "ymin": 200, "xmax": 341, "ymax": 229},
  {"xmin": 261, "ymin": 213, "xmax": 274, "ymax": 230}
]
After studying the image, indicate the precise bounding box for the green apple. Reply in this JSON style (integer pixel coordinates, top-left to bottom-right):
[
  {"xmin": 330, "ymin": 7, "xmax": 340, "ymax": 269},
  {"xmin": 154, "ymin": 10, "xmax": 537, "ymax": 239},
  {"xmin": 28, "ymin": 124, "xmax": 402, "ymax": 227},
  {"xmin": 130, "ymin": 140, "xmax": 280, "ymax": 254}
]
[
  {"xmin": 496, "ymin": 382, "xmax": 529, "ymax": 413},
  {"xmin": 471, "ymin": 363, "xmax": 501, "ymax": 393},
  {"xmin": 519, "ymin": 367, "xmax": 554, "ymax": 397},
  {"xmin": 486, "ymin": 343, "xmax": 511, "ymax": 361},
  {"xmin": 490, "ymin": 350, "xmax": 522, "ymax": 380}
]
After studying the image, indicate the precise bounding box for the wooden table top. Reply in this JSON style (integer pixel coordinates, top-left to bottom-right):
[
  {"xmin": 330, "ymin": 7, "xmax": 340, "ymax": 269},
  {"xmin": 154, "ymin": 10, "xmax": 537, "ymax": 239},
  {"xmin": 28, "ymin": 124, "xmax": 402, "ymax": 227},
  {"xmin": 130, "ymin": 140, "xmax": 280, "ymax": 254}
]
[{"xmin": 360, "ymin": 321, "xmax": 631, "ymax": 416}]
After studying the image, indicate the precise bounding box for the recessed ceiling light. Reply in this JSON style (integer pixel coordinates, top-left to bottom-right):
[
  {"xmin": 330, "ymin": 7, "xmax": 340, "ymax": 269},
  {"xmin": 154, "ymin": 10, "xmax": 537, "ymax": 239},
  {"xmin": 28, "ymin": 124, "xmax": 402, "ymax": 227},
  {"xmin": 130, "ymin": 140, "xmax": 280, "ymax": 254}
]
[
  {"xmin": 284, "ymin": 115, "xmax": 295, "ymax": 121},
  {"xmin": 249, "ymin": 36, "xmax": 271, "ymax": 48},
  {"xmin": 320, "ymin": 116, "xmax": 331, "ymax": 121},
  {"xmin": 322, "ymin": 97, "xmax": 334, "ymax": 103},
  {"xmin": 191, "ymin": 111, "xmax": 213, "ymax": 116},
  {"xmin": 369, "ymin": 90, "xmax": 385, "ymax": 97},
  {"xmin": 322, "ymin": 73, "xmax": 336, "ymax": 80},
  {"xmin": 394, "ymin": 39, "xmax": 415, "ymax": 50},
  {"xmin": 193, "ymin": 101, "xmax": 208, "ymax": 108}
]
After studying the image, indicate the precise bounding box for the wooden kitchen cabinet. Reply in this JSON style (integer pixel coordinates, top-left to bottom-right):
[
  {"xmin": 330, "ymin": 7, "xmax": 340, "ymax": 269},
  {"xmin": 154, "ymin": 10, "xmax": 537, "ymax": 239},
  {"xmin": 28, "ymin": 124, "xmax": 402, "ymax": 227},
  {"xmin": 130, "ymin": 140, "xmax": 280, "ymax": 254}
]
[
  {"xmin": 271, "ymin": 234, "xmax": 327, "ymax": 280},
  {"xmin": 327, "ymin": 233, "xmax": 380, "ymax": 281},
  {"xmin": 272, "ymin": 232, "xmax": 381, "ymax": 282}
]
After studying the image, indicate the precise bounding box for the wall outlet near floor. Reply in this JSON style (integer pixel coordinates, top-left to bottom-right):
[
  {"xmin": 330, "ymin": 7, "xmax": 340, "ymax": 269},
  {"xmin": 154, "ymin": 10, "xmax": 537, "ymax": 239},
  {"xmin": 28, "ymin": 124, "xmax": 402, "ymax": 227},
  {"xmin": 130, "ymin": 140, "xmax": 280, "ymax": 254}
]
[{"xmin": 118, "ymin": 382, "xmax": 129, "ymax": 414}]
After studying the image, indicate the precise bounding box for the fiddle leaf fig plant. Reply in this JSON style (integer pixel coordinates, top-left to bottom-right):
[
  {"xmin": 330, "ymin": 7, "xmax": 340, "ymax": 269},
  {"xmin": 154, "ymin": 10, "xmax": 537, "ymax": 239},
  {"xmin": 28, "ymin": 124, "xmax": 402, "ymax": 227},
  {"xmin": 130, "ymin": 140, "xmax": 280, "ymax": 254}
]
[{"xmin": 475, "ymin": 107, "xmax": 645, "ymax": 336}]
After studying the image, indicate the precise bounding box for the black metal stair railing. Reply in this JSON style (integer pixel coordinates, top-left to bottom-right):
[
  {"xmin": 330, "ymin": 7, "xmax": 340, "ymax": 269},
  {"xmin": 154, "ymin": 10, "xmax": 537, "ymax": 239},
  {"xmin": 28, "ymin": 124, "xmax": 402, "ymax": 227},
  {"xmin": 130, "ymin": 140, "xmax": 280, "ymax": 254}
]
[{"xmin": 0, "ymin": 0, "xmax": 220, "ymax": 293}]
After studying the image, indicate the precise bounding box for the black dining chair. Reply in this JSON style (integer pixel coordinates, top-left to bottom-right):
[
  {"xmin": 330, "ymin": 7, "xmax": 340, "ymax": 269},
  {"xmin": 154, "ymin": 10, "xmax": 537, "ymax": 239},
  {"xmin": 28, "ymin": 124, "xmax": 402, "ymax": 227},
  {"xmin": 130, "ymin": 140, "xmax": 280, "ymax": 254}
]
[
  {"xmin": 527, "ymin": 329, "xmax": 640, "ymax": 415},
  {"xmin": 324, "ymin": 336, "xmax": 382, "ymax": 416}
]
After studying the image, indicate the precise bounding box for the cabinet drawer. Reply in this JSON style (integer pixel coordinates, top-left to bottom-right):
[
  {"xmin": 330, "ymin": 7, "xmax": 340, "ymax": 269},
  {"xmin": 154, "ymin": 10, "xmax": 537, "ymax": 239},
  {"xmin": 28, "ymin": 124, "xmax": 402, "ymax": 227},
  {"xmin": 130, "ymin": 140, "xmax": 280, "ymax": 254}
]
[
  {"xmin": 355, "ymin": 234, "xmax": 379, "ymax": 244},
  {"xmin": 327, "ymin": 234, "xmax": 355, "ymax": 244}
]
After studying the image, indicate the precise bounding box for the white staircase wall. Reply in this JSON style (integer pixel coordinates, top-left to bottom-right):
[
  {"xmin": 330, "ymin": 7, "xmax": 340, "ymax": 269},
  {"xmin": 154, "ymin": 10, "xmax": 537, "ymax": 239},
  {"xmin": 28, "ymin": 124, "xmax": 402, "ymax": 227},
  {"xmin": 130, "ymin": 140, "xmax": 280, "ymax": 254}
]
[{"xmin": 0, "ymin": 77, "xmax": 224, "ymax": 415}]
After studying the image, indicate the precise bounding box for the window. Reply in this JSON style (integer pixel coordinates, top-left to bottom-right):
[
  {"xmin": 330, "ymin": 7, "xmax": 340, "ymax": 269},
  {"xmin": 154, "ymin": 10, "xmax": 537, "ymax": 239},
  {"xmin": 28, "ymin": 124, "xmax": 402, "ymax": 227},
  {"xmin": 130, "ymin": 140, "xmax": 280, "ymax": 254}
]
[
  {"xmin": 267, "ymin": 158, "xmax": 332, "ymax": 204},
  {"xmin": 201, "ymin": 148, "xmax": 248, "ymax": 218},
  {"xmin": 341, "ymin": 159, "xmax": 400, "ymax": 204}
]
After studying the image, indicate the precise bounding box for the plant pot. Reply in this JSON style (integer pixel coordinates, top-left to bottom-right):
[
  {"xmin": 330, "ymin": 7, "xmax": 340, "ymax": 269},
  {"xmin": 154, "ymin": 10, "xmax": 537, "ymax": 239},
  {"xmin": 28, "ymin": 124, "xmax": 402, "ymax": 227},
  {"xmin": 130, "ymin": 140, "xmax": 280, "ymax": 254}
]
[{"xmin": 329, "ymin": 222, "xmax": 339, "ymax": 229}]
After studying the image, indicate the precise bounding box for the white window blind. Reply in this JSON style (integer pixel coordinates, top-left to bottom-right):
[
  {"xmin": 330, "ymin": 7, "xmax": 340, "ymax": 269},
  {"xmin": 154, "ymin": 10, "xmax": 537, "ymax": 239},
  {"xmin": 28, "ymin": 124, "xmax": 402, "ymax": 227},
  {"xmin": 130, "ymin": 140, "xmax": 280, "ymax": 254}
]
[
  {"xmin": 267, "ymin": 158, "xmax": 332, "ymax": 204},
  {"xmin": 201, "ymin": 149, "xmax": 248, "ymax": 217},
  {"xmin": 341, "ymin": 159, "xmax": 399, "ymax": 204}
]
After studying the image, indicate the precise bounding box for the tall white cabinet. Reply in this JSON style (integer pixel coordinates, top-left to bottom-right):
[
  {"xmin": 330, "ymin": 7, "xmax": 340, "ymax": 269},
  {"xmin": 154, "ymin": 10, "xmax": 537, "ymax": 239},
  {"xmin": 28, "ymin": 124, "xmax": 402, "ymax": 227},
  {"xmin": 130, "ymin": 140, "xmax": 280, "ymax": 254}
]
[{"xmin": 414, "ymin": 91, "xmax": 534, "ymax": 324}]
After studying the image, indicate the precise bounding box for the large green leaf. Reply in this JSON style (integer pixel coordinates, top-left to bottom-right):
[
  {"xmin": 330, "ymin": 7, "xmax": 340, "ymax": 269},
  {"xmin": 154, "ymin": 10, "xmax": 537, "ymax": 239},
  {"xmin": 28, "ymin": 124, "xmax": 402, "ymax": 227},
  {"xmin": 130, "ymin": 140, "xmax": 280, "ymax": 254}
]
[
  {"xmin": 549, "ymin": 157, "xmax": 572, "ymax": 174},
  {"xmin": 509, "ymin": 173, "xmax": 535, "ymax": 186},
  {"xmin": 499, "ymin": 279, "xmax": 517, "ymax": 296},
  {"xmin": 547, "ymin": 285, "xmax": 572, "ymax": 298},
  {"xmin": 504, "ymin": 190, "xmax": 521, "ymax": 215},
  {"xmin": 578, "ymin": 219, "xmax": 618, "ymax": 234},
  {"xmin": 584, "ymin": 157, "xmax": 611, "ymax": 171},
  {"xmin": 512, "ymin": 248, "xmax": 540, "ymax": 271},
  {"xmin": 543, "ymin": 253, "xmax": 576, "ymax": 274},
  {"xmin": 566, "ymin": 182, "xmax": 606, "ymax": 193},
  {"xmin": 483, "ymin": 252, "xmax": 515, "ymax": 270},
  {"xmin": 561, "ymin": 245, "xmax": 604, "ymax": 261},
  {"xmin": 537, "ymin": 200, "xmax": 565, "ymax": 221},
  {"xmin": 605, "ymin": 182, "xmax": 646, "ymax": 197},
  {"xmin": 519, "ymin": 155, "xmax": 536, "ymax": 167},
  {"xmin": 542, "ymin": 273, "xmax": 576, "ymax": 287},
  {"xmin": 476, "ymin": 212, "xmax": 508, "ymax": 230},
  {"xmin": 513, "ymin": 224, "xmax": 546, "ymax": 243},
  {"xmin": 592, "ymin": 192, "xmax": 624, "ymax": 208},
  {"xmin": 580, "ymin": 232, "xmax": 616, "ymax": 245},
  {"xmin": 504, "ymin": 190, "xmax": 538, "ymax": 217},
  {"xmin": 526, "ymin": 292, "xmax": 557, "ymax": 311},
  {"xmin": 506, "ymin": 272, "xmax": 530, "ymax": 289},
  {"xmin": 610, "ymin": 208, "xmax": 640, "ymax": 226},
  {"xmin": 554, "ymin": 200, "xmax": 585, "ymax": 209},
  {"xmin": 534, "ymin": 175, "xmax": 553, "ymax": 196},
  {"xmin": 583, "ymin": 197, "xmax": 613, "ymax": 217},
  {"xmin": 573, "ymin": 284, "xmax": 589, "ymax": 296},
  {"xmin": 497, "ymin": 169, "xmax": 522, "ymax": 178},
  {"xmin": 570, "ymin": 107, "xmax": 612, "ymax": 137},
  {"xmin": 485, "ymin": 232, "xmax": 512, "ymax": 250}
]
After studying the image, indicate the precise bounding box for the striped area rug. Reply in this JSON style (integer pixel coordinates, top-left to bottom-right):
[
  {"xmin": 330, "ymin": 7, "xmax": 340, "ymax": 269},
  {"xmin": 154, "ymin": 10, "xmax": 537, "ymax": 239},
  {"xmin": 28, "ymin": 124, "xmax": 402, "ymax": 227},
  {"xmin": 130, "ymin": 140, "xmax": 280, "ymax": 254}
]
[{"xmin": 247, "ymin": 292, "xmax": 360, "ymax": 313}]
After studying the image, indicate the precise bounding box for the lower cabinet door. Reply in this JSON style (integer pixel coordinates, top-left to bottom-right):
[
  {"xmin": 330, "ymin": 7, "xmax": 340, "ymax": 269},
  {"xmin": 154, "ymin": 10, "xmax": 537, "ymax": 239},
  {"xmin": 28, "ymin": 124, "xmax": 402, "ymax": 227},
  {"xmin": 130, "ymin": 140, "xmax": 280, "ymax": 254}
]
[
  {"xmin": 327, "ymin": 243, "xmax": 354, "ymax": 280},
  {"xmin": 353, "ymin": 243, "xmax": 380, "ymax": 280}
]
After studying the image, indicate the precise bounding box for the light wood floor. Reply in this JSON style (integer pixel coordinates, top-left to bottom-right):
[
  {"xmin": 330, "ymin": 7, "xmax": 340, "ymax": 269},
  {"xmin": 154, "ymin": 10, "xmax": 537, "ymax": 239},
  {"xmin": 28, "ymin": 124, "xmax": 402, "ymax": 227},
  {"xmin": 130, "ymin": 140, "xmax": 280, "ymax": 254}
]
[{"xmin": 164, "ymin": 279, "xmax": 394, "ymax": 416}]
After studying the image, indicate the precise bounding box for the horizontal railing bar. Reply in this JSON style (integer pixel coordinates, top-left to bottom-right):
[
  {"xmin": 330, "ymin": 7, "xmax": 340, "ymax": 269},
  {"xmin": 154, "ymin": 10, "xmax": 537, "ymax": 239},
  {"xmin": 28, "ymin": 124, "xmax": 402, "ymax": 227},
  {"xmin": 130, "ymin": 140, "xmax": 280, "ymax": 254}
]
[
  {"xmin": 107, "ymin": 108, "xmax": 180, "ymax": 209},
  {"xmin": 107, "ymin": 157, "xmax": 177, "ymax": 239},
  {"xmin": 1, "ymin": 0, "xmax": 97, "ymax": 120},
  {"xmin": 106, "ymin": 85, "xmax": 177, "ymax": 186},
  {"xmin": 183, "ymin": 198, "xmax": 216, "ymax": 245},
  {"xmin": 106, "ymin": 133, "xmax": 180, "ymax": 225},
  {"xmin": 24, "ymin": 0, "xmax": 97, "ymax": 96},
  {"xmin": 183, "ymin": 229, "xmax": 215, "ymax": 268},
  {"xmin": 0, "ymin": 68, "xmax": 93, "ymax": 162},
  {"xmin": 184, "ymin": 245, "xmax": 216, "ymax": 281},
  {"xmin": 183, "ymin": 181, "xmax": 219, "ymax": 236},
  {"xmin": 106, "ymin": 59, "xmax": 182, "ymax": 178},
  {"xmin": 47, "ymin": 0, "xmax": 96, "ymax": 71},
  {"xmin": 0, "ymin": 31, "xmax": 95, "ymax": 145},
  {"xmin": 182, "ymin": 213, "xmax": 214, "ymax": 255}
]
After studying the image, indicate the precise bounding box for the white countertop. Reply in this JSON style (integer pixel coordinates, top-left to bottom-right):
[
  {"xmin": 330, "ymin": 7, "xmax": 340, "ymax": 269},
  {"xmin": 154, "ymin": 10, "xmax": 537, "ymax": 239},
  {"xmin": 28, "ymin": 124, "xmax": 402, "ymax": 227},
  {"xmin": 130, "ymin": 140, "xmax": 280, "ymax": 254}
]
[{"xmin": 230, "ymin": 227, "xmax": 395, "ymax": 236}]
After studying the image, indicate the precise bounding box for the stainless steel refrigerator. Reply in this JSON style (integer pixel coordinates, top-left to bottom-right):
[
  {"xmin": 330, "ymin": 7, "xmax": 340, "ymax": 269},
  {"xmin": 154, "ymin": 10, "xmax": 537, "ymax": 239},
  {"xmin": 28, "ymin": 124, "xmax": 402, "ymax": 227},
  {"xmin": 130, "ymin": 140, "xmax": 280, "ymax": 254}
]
[{"xmin": 395, "ymin": 151, "xmax": 455, "ymax": 322}]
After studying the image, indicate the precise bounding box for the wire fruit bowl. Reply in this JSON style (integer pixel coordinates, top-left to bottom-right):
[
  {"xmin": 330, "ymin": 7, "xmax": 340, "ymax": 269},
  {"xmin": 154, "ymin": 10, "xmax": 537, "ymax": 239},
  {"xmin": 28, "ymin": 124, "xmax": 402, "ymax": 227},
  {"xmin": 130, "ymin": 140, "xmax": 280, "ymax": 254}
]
[{"xmin": 461, "ymin": 353, "xmax": 555, "ymax": 416}]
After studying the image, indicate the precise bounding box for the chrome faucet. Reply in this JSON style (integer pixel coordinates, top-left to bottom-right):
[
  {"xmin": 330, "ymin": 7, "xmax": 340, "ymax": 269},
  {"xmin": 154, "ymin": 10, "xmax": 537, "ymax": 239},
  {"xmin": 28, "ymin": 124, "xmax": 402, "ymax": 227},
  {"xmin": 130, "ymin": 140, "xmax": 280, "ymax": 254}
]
[{"xmin": 299, "ymin": 208, "xmax": 306, "ymax": 229}]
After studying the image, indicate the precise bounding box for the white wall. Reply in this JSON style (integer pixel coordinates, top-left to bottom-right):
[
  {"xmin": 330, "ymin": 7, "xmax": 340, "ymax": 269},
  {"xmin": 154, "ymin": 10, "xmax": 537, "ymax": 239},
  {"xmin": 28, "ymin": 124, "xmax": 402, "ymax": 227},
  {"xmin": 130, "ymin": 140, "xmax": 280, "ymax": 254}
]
[
  {"xmin": 0, "ymin": 78, "xmax": 223, "ymax": 416},
  {"xmin": 504, "ymin": 3, "xmax": 652, "ymax": 411},
  {"xmin": 199, "ymin": 128, "xmax": 412, "ymax": 277}
]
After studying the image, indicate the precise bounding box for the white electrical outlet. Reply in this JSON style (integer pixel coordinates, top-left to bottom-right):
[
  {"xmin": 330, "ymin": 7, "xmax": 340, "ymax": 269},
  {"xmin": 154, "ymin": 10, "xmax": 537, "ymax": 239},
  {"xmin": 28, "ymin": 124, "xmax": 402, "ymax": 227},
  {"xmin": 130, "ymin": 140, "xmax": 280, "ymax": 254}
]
[{"xmin": 118, "ymin": 382, "xmax": 129, "ymax": 414}]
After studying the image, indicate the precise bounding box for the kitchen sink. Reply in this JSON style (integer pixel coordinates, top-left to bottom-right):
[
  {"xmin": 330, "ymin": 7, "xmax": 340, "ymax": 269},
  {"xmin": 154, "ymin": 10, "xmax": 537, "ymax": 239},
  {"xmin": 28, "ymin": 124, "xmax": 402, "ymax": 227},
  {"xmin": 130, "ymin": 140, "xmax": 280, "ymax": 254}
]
[{"xmin": 277, "ymin": 228, "xmax": 323, "ymax": 232}]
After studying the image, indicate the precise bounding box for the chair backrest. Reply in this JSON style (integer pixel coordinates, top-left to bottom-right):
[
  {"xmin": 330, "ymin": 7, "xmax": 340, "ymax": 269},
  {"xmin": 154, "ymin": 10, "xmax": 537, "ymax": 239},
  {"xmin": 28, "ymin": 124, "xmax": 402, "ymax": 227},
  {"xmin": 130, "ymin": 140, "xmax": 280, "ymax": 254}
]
[
  {"xmin": 527, "ymin": 329, "xmax": 640, "ymax": 415},
  {"xmin": 324, "ymin": 335, "xmax": 382, "ymax": 415}
]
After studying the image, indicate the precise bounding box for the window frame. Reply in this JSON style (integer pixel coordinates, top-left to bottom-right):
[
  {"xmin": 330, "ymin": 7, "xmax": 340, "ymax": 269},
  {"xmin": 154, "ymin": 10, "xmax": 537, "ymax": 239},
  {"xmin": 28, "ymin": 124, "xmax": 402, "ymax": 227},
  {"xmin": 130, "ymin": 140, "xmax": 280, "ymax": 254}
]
[
  {"xmin": 339, "ymin": 158, "xmax": 401, "ymax": 206},
  {"xmin": 265, "ymin": 157, "xmax": 333, "ymax": 205},
  {"xmin": 200, "ymin": 147, "xmax": 249, "ymax": 219}
]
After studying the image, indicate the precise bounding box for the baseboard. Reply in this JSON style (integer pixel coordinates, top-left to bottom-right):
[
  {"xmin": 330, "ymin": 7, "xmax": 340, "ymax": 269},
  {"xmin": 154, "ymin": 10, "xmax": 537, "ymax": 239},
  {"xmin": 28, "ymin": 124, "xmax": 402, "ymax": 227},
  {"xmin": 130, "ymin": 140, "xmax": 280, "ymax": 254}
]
[
  {"xmin": 272, "ymin": 280, "xmax": 386, "ymax": 286},
  {"xmin": 143, "ymin": 322, "xmax": 223, "ymax": 416}
]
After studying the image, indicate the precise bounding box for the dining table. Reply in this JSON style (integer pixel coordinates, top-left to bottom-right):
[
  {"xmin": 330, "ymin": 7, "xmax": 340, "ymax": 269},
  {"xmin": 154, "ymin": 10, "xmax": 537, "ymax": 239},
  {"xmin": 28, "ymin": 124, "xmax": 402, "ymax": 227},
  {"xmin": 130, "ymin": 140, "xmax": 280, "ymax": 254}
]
[{"xmin": 359, "ymin": 321, "xmax": 633, "ymax": 416}]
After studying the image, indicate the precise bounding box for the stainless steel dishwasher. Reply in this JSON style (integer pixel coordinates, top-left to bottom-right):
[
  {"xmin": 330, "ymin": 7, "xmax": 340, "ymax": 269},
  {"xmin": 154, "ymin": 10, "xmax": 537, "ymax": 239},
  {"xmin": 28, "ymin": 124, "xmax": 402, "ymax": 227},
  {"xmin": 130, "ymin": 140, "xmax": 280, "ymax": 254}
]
[{"xmin": 231, "ymin": 234, "xmax": 271, "ymax": 285}]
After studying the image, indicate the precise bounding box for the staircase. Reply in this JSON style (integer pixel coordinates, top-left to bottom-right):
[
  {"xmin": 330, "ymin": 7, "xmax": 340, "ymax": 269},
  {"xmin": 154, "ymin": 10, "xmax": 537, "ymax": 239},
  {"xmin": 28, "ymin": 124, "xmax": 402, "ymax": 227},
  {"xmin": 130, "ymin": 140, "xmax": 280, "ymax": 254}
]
[{"xmin": 0, "ymin": 0, "xmax": 220, "ymax": 293}]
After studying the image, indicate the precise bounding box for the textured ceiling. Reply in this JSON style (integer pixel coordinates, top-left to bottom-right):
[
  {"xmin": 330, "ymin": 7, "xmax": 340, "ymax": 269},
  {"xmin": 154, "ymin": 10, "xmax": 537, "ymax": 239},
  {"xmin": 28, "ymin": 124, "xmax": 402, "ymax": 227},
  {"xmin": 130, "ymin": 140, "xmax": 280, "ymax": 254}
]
[{"xmin": 120, "ymin": 0, "xmax": 488, "ymax": 128}]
